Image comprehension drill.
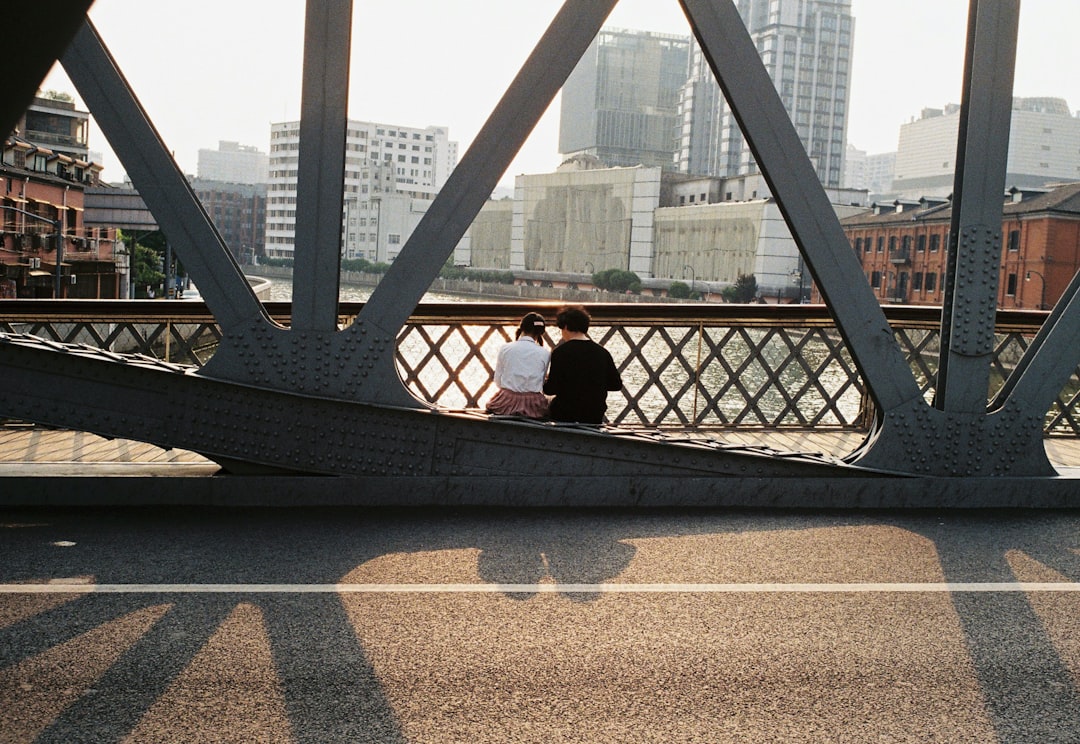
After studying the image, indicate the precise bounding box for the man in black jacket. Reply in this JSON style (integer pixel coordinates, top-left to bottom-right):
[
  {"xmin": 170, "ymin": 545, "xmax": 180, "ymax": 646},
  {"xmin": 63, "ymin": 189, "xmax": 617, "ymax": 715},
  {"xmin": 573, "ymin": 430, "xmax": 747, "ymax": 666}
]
[{"xmin": 544, "ymin": 305, "xmax": 622, "ymax": 424}]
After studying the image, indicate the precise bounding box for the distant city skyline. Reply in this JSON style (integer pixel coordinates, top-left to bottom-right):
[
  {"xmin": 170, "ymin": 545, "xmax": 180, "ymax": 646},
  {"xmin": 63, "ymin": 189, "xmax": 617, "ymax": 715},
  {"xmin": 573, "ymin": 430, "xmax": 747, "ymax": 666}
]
[{"xmin": 38, "ymin": 0, "xmax": 1080, "ymax": 188}]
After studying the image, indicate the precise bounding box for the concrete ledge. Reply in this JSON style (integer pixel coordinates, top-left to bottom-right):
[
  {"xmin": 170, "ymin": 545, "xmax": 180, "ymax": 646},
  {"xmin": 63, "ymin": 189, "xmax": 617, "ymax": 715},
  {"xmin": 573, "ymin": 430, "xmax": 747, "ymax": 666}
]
[
  {"xmin": 2, "ymin": 473, "xmax": 1079, "ymax": 509},
  {"xmin": 0, "ymin": 462, "xmax": 220, "ymax": 477}
]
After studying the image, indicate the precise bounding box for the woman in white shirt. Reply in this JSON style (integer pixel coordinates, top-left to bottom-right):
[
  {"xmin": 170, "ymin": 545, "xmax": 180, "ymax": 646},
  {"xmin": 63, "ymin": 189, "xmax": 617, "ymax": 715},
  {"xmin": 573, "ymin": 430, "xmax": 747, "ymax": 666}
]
[{"xmin": 485, "ymin": 312, "xmax": 551, "ymax": 418}]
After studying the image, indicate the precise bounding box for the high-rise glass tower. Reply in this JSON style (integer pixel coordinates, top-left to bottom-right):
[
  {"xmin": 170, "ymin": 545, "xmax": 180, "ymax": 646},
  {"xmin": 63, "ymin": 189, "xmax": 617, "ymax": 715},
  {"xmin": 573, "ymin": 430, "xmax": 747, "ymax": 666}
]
[
  {"xmin": 559, "ymin": 28, "xmax": 691, "ymax": 170},
  {"xmin": 675, "ymin": 0, "xmax": 854, "ymax": 188}
]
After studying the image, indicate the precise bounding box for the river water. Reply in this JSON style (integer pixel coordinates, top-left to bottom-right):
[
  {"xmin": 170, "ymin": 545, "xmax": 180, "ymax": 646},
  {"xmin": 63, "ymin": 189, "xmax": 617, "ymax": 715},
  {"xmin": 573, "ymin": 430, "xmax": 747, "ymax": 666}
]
[
  {"xmin": 263, "ymin": 276, "xmax": 480, "ymax": 304},
  {"xmin": 255, "ymin": 276, "xmax": 862, "ymax": 426}
]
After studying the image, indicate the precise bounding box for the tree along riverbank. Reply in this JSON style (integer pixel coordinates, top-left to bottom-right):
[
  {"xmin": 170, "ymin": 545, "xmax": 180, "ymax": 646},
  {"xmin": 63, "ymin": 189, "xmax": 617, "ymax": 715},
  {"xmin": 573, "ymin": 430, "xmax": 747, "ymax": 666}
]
[{"xmin": 243, "ymin": 265, "xmax": 684, "ymax": 304}]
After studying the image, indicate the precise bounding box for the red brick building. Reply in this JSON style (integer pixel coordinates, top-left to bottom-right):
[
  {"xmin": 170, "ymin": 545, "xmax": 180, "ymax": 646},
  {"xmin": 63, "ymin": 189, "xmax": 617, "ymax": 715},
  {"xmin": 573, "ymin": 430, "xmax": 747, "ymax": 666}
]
[
  {"xmin": 839, "ymin": 183, "xmax": 1080, "ymax": 309},
  {"xmin": 1, "ymin": 135, "xmax": 121, "ymax": 298}
]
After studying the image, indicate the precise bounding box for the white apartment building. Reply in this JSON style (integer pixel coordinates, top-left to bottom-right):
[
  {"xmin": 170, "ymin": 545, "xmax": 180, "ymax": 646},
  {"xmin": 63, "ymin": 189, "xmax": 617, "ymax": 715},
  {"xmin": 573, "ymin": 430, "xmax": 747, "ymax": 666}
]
[
  {"xmin": 197, "ymin": 140, "xmax": 269, "ymax": 185},
  {"xmin": 843, "ymin": 144, "xmax": 895, "ymax": 198},
  {"xmin": 892, "ymin": 98, "xmax": 1080, "ymax": 197},
  {"xmin": 265, "ymin": 120, "xmax": 458, "ymax": 262},
  {"xmin": 675, "ymin": 0, "xmax": 854, "ymax": 188}
]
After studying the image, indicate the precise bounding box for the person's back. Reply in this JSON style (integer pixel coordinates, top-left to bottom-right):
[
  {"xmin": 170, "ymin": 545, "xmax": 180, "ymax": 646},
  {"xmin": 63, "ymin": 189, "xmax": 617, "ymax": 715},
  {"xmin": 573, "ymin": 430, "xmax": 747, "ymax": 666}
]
[
  {"xmin": 486, "ymin": 312, "xmax": 551, "ymax": 418},
  {"xmin": 544, "ymin": 306, "xmax": 621, "ymax": 424},
  {"xmin": 494, "ymin": 336, "xmax": 549, "ymax": 393}
]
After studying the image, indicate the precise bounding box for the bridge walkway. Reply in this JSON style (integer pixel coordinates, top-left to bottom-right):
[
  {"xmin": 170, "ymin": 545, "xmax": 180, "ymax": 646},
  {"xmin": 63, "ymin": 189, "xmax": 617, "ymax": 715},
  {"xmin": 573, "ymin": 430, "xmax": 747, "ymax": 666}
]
[{"xmin": 4, "ymin": 425, "xmax": 1080, "ymax": 474}]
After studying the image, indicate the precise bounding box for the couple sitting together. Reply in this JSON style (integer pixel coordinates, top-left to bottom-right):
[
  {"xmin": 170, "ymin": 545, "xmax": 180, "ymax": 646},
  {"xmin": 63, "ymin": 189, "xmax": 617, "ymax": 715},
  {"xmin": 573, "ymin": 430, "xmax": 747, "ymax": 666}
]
[{"xmin": 485, "ymin": 305, "xmax": 622, "ymax": 425}]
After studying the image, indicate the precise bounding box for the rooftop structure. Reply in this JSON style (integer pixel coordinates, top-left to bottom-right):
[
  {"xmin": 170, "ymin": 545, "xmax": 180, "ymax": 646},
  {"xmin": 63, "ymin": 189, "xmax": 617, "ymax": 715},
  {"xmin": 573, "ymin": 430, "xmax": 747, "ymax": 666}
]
[{"xmin": 12, "ymin": 94, "xmax": 91, "ymax": 163}]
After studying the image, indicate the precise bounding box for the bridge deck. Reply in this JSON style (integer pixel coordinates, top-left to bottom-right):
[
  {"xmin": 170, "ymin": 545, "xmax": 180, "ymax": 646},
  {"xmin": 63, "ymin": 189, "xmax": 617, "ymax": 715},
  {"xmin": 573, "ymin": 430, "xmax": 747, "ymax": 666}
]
[{"xmin": 4, "ymin": 426, "xmax": 1080, "ymax": 473}]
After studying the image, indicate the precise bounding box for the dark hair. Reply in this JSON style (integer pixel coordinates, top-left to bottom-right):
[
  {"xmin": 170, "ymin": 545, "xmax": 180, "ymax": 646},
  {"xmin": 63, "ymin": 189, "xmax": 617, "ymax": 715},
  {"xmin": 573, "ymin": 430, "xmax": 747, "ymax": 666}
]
[
  {"xmin": 515, "ymin": 311, "xmax": 547, "ymax": 342},
  {"xmin": 555, "ymin": 305, "xmax": 590, "ymax": 333}
]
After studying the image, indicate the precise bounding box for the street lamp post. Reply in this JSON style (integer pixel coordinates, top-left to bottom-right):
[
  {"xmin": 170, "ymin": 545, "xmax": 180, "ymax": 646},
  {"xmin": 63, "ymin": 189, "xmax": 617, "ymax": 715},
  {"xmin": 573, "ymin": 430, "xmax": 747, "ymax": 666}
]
[
  {"xmin": 1025, "ymin": 270, "xmax": 1047, "ymax": 309},
  {"xmin": 683, "ymin": 264, "xmax": 695, "ymax": 295},
  {"xmin": 790, "ymin": 257, "xmax": 808, "ymax": 303},
  {"xmin": 0, "ymin": 206, "xmax": 64, "ymax": 298}
]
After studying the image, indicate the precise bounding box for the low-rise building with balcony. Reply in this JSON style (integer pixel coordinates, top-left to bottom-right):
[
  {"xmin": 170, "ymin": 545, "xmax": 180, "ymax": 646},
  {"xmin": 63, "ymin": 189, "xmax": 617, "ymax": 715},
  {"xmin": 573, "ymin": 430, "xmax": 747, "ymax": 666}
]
[{"xmin": 1, "ymin": 134, "xmax": 121, "ymax": 298}]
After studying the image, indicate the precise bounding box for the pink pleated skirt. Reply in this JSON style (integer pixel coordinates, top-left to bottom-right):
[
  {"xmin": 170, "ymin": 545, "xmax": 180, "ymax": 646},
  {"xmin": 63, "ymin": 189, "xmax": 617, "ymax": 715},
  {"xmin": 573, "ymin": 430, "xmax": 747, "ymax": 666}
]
[{"xmin": 485, "ymin": 389, "xmax": 550, "ymax": 418}]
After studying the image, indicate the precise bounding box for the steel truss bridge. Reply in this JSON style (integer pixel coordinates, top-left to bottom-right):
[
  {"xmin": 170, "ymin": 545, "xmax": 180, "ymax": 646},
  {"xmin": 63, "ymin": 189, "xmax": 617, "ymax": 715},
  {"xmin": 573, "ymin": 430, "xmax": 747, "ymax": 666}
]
[{"xmin": 3, "ymin": 0, "xmax": 1078, "ymax": 507}]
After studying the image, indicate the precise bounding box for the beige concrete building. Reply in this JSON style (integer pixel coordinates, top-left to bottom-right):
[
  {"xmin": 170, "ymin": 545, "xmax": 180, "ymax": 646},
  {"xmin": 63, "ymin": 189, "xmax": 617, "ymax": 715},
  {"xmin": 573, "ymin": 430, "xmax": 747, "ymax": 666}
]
[
  {"xmin": 511, "ymin": 164, "xmax": 661, "ymax": 276},
  {"xmin": 456, "ymin": 198, "xmax": 513, "ymax": 270},
  {"xmin": 654, "ymin": 200, "xmax": 771, "ymax": 291},
  {"xmin": 460, "ymin": 161, "xmax": 867, "ymax": 299}
]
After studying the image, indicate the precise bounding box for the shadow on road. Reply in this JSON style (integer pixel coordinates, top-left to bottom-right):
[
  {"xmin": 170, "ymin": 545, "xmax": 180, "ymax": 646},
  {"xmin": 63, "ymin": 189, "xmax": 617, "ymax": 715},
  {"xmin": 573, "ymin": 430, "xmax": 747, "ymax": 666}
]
[{"xmin": 2, "ymin": 507, "xmax": 1080, "ymax": 742}]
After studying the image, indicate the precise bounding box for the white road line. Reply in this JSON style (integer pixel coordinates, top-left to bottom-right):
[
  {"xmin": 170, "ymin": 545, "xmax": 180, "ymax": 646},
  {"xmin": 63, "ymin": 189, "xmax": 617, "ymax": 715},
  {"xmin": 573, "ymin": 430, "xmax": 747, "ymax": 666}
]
[{"xmin": 2, "ymin": 582, "xmax": 1080, "ymax": 594}]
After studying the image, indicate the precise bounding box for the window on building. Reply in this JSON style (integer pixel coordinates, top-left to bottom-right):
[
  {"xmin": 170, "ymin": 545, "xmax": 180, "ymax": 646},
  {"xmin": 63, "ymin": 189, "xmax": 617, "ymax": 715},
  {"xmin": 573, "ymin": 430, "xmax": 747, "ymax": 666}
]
[
  {"xmin": 930, "ymin": 234, "xmax": 941, "ymax": 252},
  {"xmin": 888, "ymin": 236, "xmax": 897, "ymax": 252},
  {"xmin": 854, "ymin": 237, "xmax": 862, "ymax": 253},
  {"xmin": 388, "ymin": 233, "xmax": 401, "ymax": 245},
  {"xmin": 1008, "ymin": 229, "xmax": 1020, "ymax": 252},
  {"xmin": 1006, "ymin": 273, "xmax": 1017, "ymax": 296},
  {"xmin": 913, "ymin": 272, "xmax": 923, "ymax": 291},
  {"xmin": 870, "ymin": 270, "xmax": 882, "ymax": 288},
  {"xmin": 917, "ymin": 235, "xmax": 926, "ymax": 253},
  {"xmin": 877, "ymin": 236, "xmax": 884, "ymax": 252},
  {"xmin": 925, "ymin": 273, "xmax": 937, "ymax": 293}
]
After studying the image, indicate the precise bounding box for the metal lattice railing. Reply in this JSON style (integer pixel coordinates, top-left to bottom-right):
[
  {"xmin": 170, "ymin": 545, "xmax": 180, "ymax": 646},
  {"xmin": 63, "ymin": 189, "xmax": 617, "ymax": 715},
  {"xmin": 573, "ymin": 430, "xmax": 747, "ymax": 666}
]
[{"xmin": 2, "ymin": 300, "xmax": 1076, "ymax": 435}]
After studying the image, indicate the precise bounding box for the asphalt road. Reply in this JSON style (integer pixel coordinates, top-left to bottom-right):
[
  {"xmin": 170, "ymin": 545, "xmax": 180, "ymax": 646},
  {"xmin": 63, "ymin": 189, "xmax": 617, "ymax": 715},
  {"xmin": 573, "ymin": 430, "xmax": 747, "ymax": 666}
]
[{"xmin": 2, "ymin": 507, "xmax": 1080, "ymax": 743}]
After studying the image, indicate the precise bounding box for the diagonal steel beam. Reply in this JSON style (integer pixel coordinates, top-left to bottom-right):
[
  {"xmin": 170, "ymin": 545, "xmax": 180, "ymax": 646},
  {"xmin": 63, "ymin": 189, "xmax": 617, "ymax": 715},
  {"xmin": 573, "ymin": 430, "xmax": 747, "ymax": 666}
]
[
  {"xmin": 1, "ymin": 1, "xmax": 94, "ymax": 140},
  {"xmin": 935, "ymin": 0, "xmax": 1019, "ymax": 413},
  {"xmin": 290, "ymin": 0, "xmax": 351, "ymax": 332},
  {"xmin": 60, "ymin": 20, "xmax": 267, "ymax": 334},
  {"xmin": 992, "ymin": 270, "xmax": 1080, "ymax": 415},
  {"xmin": 356, "ymin": 0, "xmax": 620, "ymax": 340},
  {"xmin": 678, "ymin": 0, "xmax": 922, "ymax": 416}
]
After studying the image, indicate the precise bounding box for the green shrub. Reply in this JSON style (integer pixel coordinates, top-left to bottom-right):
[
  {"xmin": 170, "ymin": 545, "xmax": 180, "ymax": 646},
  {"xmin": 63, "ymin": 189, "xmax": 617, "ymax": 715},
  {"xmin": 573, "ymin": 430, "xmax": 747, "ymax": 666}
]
[
  {"xmin": 668, "ymin": 281, "xmax": 691, "ymax": 299},
  {"xmin": 721, "ymin": 273, "xmax": 759, "ymax": 303},
  {"xmin": 260, "ymin": 257, "xmax": 293, "ymax": 268},
  {"xmin": 592, "ymin": 268, "xmax": 642, "ymax": 293}
]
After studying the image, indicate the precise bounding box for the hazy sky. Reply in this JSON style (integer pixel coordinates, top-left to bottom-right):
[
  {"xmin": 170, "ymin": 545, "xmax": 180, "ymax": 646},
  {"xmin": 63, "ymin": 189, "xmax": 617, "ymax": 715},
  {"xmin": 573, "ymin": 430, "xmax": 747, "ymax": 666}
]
[{"xmin": 41, "ymin": 1, "xmax": 1080, "ymax": 187}]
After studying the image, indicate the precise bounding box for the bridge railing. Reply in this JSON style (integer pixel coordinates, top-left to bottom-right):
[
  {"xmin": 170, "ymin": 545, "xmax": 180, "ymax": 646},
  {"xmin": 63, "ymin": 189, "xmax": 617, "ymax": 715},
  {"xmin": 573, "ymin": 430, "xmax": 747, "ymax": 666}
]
[{"xmin": 1, "ymin": 300, "xmax": 1075, "ymax": 435}]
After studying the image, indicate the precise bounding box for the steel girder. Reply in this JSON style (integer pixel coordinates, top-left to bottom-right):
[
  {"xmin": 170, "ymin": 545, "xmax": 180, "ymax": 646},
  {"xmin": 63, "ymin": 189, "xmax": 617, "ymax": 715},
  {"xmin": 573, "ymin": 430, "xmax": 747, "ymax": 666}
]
[
  {"xmin": 0, "ymin": 0, "xmax": 1077, "ymax": 499},
  {"xmin": 680, "ymin": 0, "xmax": 1052, "ymax": 478}
]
